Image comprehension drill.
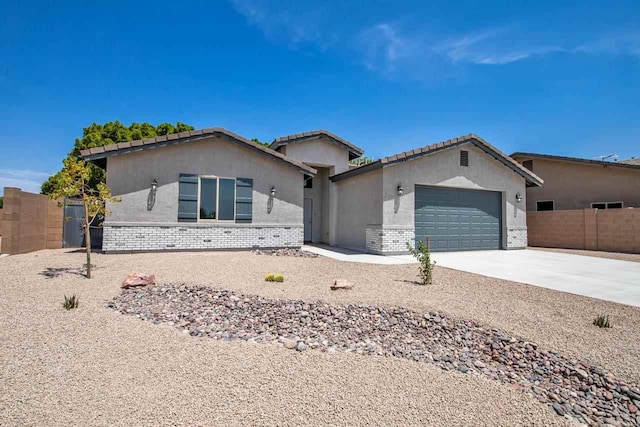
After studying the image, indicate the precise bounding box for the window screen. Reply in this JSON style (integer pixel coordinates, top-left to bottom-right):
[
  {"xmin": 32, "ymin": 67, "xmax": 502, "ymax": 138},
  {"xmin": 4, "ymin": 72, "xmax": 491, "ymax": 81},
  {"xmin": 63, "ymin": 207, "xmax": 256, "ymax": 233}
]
[
  {"xmin": 460, "ymin": 150, "xmax": 469, "ymax": 167},
  {"xmin": 607, "ymin": 202, "xmax": 623, "ymax": 209},
  {"xmin": 536, "ymin": 201, "xmax": 554, "ymax": 211},
  {"xmin": 218, "ymin": 178, "xmax": 236, "ymax": 220},
  {"xmin": 199, "ymin": 178, "xmax": 217, "ymax": 219}
]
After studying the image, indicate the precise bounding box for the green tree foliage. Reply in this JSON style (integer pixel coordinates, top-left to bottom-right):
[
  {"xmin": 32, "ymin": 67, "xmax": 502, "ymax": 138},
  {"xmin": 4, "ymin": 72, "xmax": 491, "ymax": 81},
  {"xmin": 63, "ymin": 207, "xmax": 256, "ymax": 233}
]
[
  {"xmin": 47, "ymin": 157, "xmax": 121, "ymax": 278},
  {"xmin": 42, "ymin": 121, "xmax": 195, "ymax": 195},
  {"xmin": 251, "ymin": 137, "xmax": 271, "ymax": 147}
]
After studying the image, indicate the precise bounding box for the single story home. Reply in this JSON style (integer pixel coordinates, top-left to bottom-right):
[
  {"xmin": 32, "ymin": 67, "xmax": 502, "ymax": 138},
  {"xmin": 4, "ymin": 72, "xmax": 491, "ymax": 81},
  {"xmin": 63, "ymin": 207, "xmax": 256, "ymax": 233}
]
[
  {"xmin": 511, "ymin": 152, "xmax": 640, "ymax": 211},
  {"xmin": 80, "ymin": 128, "xmax": 542, "ymax": 254}
]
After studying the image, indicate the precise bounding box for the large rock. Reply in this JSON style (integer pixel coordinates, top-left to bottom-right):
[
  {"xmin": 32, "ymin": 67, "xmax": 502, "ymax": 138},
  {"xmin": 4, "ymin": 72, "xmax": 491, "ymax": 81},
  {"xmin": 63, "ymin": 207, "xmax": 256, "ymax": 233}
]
[
  {"xmin": 331, "ymin": 279, "xmax": 353, "ymax": 290},
  {"xmin": 121, "ymin": 272, "xmax": 156, "ymax": 289}
]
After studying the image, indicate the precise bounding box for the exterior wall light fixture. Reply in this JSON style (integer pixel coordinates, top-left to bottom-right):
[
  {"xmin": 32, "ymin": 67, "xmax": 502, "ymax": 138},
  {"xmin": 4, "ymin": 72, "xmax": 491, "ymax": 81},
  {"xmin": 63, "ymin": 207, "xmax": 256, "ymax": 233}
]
[
  {"xmin": 397, "ymin": 184, "xmax": 404, "ymax": 196},
  {"xmin": 515, "ymin": 193, "xmax": 522, "ymax": 203},
  {"xmin": 151, "ymin": 179, "xmax": 158, "ymax": 192},
  {"xmin": 270, "ymin": 186, "xmax": 276, "ymax": 197}
]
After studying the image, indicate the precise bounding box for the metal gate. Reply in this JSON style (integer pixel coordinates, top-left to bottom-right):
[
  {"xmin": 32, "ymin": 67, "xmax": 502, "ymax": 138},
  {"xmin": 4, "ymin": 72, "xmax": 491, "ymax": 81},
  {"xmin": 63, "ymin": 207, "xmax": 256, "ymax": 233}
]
[{"xmin": 62, "ymin": 200, "xmax": 103, "ymax": 249}]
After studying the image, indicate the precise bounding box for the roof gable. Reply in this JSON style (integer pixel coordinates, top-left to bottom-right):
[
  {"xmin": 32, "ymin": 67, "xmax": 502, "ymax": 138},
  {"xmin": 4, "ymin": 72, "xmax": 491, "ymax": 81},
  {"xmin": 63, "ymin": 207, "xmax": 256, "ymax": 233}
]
[
  {"xmin": 331, "ymin": 134, "xmax": 543, "ymax": 186},
  {"xmin": 271, "ymin": 130, "xmax": 364, "ymax": 160},
  {"xmin": 79, "ymin": 127, "xmax": 316, "ymax": 175}
]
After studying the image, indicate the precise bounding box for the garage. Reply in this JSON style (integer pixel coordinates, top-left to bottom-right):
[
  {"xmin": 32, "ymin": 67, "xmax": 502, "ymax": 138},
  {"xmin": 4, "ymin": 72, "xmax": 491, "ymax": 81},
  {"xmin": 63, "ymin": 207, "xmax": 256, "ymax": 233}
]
[{"xmin": 414, "ymin": 186, "xmax": 502, "ymax": 252}]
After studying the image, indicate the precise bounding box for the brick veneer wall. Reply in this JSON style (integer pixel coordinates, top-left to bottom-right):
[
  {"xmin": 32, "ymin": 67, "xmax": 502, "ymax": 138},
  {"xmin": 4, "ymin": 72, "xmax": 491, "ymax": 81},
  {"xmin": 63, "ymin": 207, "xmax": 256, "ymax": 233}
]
[
  {"xmin": 102, "ymin": 223, "xmax": 304, "ymax": 252},
  {"xmin": 365, "ymin": 225, "xmax": 414, "ymax": 255},
  {"xmin": 0, "ymin": 187, "xmax": 63, "ymax": 254},
  {"xmin": 527, "ymin": 208, "xmax": 639, "ymax": 254},
  {"xmin": 507, "ymin": 226, "xmax": 528, "ymax": 249}
]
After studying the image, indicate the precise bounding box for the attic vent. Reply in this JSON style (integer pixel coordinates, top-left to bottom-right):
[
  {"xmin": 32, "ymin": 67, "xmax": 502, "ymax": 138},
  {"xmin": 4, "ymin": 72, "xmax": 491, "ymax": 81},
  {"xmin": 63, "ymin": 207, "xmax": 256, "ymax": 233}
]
[
  {"xmin": 522, "ymin": 160, "xmax": 533, "ymax": 172},
  {"xmin": 460, "ymin": 150, "xmax": 469, "ymax": 167}
]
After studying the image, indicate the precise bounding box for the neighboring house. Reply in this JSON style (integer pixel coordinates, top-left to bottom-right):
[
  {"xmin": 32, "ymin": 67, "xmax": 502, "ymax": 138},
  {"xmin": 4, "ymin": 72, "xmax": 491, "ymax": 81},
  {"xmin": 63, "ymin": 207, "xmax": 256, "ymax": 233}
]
[
  {"xmin": 80, "ymin": 128, "xmax": 541, "ymax": 254},
  {"xmin": 511, "ymin": 153, "xmax": 640, "ymax": 212},
  {"xmin": 621, "ymin": 157, "xmax": 640, "ymax": 166}
]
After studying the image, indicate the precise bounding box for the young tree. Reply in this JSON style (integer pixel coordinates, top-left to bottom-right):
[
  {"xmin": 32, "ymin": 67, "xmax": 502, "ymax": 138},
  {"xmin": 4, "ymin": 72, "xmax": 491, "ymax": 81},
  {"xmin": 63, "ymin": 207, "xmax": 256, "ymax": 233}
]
[{"xmin": 47, "ymin": 157, "xmax": 120, "ymax": 278}]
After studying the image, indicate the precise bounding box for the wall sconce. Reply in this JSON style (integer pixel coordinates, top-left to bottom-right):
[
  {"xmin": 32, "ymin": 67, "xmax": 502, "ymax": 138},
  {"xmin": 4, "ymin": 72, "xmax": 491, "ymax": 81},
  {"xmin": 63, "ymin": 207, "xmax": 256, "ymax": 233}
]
[
  {"xmin": 147, "ymin": 179, "xmax": 158, "ymax": 211},
  {"xmin": 515, "ymin": 192, "xmax": 522, "ymax": 203},
  {"xmin": 270, "ymin": 186, "xmax": 276, "ymax": 197},
  {"xmin": 397, "ymin": 184, "xmax": 404, "ymax": 196}
]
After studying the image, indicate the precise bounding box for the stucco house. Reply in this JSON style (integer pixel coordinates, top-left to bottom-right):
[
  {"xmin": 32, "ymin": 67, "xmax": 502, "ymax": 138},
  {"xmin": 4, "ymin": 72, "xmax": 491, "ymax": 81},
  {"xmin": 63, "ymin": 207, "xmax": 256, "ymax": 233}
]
[
  {"xmin": 80, "ymin": 128, "xmax": 542, "ymax": 254},
  {"xmin": 511, "ymin": 153, "xmax": 640, "ymax": 212}
]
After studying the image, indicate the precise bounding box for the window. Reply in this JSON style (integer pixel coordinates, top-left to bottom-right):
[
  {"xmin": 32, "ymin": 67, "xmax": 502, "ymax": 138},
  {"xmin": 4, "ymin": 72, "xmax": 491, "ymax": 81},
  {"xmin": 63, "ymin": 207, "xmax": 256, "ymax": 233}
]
[
  {"xmin": 522, "ymin": 160, "xmax": 533, "ymax": 172},
  {"xmin": 198, "ymin": 177, "xmax": 236, "ymax": 221},
  {"xmin": 304, "ymin": 176, "xmax": 313, "ymax": 189},
  {"xmin": 536, "ymin": 200, "xmax": 554, "ymax": 211},
  {"xmin": 591, "ymin": 201, "xmax": 623, "ymax": 209},
  {"xmin": 460, "ymin": 150, "xmax": 469, "ymax": 167}
]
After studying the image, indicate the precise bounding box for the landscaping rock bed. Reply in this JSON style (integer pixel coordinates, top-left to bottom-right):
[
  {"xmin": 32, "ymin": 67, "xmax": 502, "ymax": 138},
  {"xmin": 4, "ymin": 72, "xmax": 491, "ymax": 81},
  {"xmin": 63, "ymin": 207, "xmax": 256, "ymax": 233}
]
[
  {"xmin": 107, "ymin": 284, "xmax": 640, "ymax": 426},
  {"xmin": 251, "ymin": 248, "xmax": 318, "ymax": 258}
]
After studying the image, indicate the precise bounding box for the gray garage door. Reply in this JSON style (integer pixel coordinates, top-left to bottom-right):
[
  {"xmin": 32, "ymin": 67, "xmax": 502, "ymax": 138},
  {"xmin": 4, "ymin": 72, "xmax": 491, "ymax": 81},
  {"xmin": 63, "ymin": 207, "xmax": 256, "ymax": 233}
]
[{"xmin": 414, "ymin": 186, "xmax": 502, "ymax": 252}]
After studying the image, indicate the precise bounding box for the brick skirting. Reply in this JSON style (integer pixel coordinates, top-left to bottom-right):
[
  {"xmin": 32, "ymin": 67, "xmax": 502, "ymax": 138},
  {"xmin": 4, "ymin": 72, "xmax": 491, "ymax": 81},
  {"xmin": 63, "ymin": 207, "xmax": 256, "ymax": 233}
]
[
  {"xmin": 365, "ymin": 225, "xmax": 415, "ymax": 255},
  {"xmin": 102, "ymin": 223, "xmax": 304, "ymax": 252}
]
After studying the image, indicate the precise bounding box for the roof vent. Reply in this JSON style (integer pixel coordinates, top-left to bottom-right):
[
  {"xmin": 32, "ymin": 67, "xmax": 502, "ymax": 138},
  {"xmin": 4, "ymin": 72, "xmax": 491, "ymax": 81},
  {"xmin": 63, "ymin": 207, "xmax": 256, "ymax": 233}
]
[{"xmin": 460, "ymin": 150, "xmax": 469, "ymax": 167}]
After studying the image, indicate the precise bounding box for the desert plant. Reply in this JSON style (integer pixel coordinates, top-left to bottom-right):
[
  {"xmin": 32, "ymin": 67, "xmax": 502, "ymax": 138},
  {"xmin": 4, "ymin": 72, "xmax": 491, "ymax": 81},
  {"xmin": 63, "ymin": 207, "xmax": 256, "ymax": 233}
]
[
  {"xmin": 593, "ymin": 314, "xmax": 611, "ymax": 328},
  {"xmin": 406, "ymin": 239, "xmax": 436, "ymax": 285},
  {"xmin": 63, "ymin": 294, "xmax": 80, "ymax": 310},
  {"xmin": 265, "ymin": 273, "xmax": 275, "ymax": 282},
  {"xmin": 273, "ymin": 274, "xmax": 284, "ymax": 282}
]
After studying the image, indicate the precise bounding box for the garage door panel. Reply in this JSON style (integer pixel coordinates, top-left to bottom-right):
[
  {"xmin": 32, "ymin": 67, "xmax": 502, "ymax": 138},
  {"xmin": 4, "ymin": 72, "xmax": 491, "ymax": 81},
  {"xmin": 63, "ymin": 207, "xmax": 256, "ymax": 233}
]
[{"xmin": 414, "ymin": 186, "xmax": 502, "ymax": 252}]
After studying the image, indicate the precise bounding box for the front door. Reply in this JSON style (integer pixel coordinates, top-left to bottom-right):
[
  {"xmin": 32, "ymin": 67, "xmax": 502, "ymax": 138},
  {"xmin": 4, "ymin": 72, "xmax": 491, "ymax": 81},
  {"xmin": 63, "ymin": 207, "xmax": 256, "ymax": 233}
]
[{"xmin": 303, "ymin": 198, "xmax": 313, "ymax": 242}]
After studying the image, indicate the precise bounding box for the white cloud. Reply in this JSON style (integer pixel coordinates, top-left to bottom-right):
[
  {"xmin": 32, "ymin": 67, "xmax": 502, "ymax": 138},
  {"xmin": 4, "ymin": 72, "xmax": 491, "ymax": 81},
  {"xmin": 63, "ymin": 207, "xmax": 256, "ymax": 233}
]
[
  {"xmin": 357, "ymin": 23, "xmax": 419, "ymax": 72},
  {"xmin": 435, "ymin": 28, "xmax": 563, "ymax": 65},
  {"xmin": 229, "ymin": 2, "xmax": 640, "ymax": 78},
  {"xmin": 0, "ymin": 169, "xmax": 52, "ymax": 195},
  {"xmin": 574, "ymin": 31, "xmax": 640, "ymax": 56},
  {"xmin": 230, "ymin": 0, "xmax": 336, "ymax": 50}
]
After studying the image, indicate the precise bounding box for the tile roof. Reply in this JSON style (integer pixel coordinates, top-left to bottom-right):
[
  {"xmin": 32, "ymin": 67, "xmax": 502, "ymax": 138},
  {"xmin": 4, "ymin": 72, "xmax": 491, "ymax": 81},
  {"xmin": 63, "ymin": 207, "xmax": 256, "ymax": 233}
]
[
  {"xmin": 79, "ymin": 127, "xmax": 317, "ymax": 175},
  {"xmin": 331, "ymin": 134, "xmax": 544, "ymax": 186},
  {"xmin": 511, "ymin": 152, "xmax": 640, "ymax": 171},
  {"xmin": 271, "ymin": 130, "xmax": 364, "ymax": 159}
]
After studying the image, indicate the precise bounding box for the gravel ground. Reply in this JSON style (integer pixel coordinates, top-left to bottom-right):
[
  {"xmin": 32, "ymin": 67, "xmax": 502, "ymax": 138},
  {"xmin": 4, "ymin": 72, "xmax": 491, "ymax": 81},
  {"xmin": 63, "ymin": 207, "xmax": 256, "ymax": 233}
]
[
  {"xmin": 111, "ymin": 284, "xmax": 640, "ymax": 425},
  {"xmin": 530, "ymin": 247, "xmax": 640, "ymax": 263},
  {"xmin": 2, "ymin": 249, "xmax": 639, "ymax": 426}
]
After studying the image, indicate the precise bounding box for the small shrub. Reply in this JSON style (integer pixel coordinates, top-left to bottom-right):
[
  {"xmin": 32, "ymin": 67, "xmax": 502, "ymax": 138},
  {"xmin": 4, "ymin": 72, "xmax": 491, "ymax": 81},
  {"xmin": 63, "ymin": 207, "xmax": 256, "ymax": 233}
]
[
  {"xmin": 406, "ymin": 239, "xmax": 436, "ymax": 285},
  {"xmin": 273, "ymin": 274, "xmax": 284, "ymax": 282},
  {"xmin": 265, "ymin": 273, "xmax": 275, "ymax": 282},
  {"xmin": 593, "ymin": 314, "xmax": 611, "ymax": 328},
  {"xmin": 63, "ymin": 294, "xmax": 80, "ymax": 310}
]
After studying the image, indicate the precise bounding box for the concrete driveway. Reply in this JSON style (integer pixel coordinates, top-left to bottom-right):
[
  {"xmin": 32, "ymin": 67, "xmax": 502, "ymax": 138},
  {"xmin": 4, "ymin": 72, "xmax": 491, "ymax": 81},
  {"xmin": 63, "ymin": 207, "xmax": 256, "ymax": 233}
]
[{"xmin": 407, "ymin": 249, "xmax": 640, "ymax": 307}]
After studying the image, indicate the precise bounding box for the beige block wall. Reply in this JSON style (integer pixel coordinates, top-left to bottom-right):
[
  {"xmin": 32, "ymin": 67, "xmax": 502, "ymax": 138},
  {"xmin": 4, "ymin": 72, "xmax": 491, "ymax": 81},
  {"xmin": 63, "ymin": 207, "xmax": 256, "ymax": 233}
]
[
  {"xmin": 527, "ymin": 208, "xmax": 639, "ymax": 253},
  {"xmin": 1, "ymin": 187, "xmax": 63, "ymax": 254}
]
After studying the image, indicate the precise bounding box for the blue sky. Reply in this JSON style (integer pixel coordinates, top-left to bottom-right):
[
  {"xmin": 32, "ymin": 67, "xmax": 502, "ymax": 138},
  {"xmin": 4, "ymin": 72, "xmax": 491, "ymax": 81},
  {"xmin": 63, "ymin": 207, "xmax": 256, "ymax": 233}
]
[{"xmin": 1, "ymin": 1, "xmax": 639, "ymax": 194}]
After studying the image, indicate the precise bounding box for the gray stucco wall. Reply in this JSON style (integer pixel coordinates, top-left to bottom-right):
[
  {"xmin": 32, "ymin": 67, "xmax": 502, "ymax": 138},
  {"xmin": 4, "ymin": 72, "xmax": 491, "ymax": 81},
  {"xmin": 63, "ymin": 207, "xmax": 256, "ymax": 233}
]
[
  {"xmin": 105, "ymin": 135, "xmax": 304, "ymax": 225},
  {"xmin": 334, "ymin": 143, "xmax": 528, "ymax": 253},
  {"xmin": 381, "ymin": 144, "xmax": 527, "ymax": 250},
  {"xmin": 334, "ymin": 168, "xmax": 383, "ymax": 250}
]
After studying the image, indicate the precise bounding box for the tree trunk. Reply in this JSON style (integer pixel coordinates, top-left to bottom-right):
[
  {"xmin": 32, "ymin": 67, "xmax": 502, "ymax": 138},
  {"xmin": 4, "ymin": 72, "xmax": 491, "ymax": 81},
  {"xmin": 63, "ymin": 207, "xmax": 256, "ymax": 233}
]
[{"xmin": 83, "ymin": 200, "xmax": 92, "ymax": 279}]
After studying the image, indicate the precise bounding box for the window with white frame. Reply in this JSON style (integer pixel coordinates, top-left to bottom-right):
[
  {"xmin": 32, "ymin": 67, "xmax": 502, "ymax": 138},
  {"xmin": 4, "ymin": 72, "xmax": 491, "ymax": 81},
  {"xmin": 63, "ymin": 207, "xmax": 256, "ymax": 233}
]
[
  {"xmin": 198, "ymin": 176, "xmax": 236, "ymax": 221},
  {"xmin": 591, "ymin": 201, "xmax": 623, "ymax": 209}
]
